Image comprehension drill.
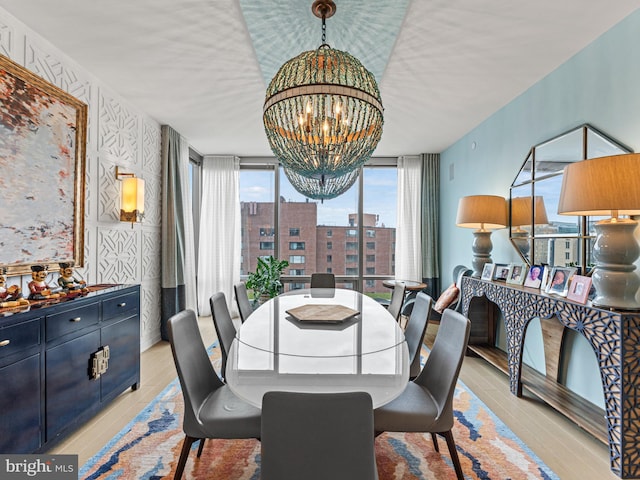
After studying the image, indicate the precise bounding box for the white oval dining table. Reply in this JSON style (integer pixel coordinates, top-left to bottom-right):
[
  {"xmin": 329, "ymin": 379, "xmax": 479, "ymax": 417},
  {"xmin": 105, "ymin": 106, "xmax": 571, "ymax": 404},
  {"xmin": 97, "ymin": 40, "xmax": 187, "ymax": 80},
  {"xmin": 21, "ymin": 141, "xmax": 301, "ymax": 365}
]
[{"xmin": 225, "ymin": 288, "xmax": 409, "ymax": 408}]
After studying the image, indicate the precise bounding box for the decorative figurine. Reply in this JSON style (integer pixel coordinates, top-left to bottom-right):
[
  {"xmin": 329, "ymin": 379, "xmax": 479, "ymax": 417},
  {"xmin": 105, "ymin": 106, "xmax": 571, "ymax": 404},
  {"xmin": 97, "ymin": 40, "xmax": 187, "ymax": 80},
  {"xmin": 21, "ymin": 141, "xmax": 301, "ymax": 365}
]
[
  {"xmin": 57, "ymin": 261, "xmax": 87, "ymax": 292},
  {"xmin": 0, "ymin": 266, "xmax": 29, "ymax": 307},
  {"xmin": 28, "ymin": 264, "xmax": 61, "ymax": 300}
]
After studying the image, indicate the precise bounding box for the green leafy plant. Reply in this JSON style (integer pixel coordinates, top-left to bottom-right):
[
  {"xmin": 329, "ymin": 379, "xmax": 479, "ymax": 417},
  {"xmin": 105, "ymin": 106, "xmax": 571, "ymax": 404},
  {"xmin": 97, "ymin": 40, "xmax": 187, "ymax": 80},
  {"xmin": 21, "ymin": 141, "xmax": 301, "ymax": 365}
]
[{"xmin": 245, "ymin": 256, "xmax": 289, "ymax": 303}]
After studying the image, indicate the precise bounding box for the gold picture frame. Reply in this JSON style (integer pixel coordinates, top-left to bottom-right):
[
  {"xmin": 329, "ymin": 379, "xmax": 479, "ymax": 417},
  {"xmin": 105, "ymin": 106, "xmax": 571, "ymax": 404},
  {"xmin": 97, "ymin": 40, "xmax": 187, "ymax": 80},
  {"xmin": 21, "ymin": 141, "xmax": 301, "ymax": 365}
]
[{"xmin": 0, "ymin": 54, "xmax": 87, "ymax": 275}]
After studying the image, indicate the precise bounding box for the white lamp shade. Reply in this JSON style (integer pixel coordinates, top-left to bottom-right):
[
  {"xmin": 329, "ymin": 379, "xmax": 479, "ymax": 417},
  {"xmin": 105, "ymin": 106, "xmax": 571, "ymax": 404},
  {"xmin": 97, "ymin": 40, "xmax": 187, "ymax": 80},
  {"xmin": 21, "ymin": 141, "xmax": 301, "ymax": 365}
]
[
  {"xmin": 456, "ymin": 195, "xmax": 507, "ymax": 230},
  {"xmin": 510, "ymin": 196, "xmax": 549, "ymax": 227},
  {"xmin": 558, "ymin": 153, "xmax": 640, "ymax": 216}
]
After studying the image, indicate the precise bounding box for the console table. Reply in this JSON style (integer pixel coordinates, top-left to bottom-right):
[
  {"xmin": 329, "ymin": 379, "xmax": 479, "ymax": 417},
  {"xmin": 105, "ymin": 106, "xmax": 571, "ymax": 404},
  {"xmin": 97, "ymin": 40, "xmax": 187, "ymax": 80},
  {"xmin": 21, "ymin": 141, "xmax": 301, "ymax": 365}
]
[
  {"xmin": 460, "ymin": 276, "xmax": 640, "ymax": 478},
  {"xmin": 0, "ymin": 284, "xmax": 140, "ymax": 453}
]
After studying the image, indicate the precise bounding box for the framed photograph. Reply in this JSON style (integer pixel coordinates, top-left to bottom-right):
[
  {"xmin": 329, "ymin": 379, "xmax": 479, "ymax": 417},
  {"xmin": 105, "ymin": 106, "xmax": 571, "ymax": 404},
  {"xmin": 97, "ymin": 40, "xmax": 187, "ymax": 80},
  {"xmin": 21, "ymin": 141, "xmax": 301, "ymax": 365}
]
[
  {"xmin": 492, "ymin": 263, "xmax": 510, "ymax": 282},
  {"xmin": 545, "ymin": 267, "xmax": 577, "ymax": 296},
  {"xmin": 0, "ymin": 54, "xmax": 87, "ymax": 275},
  {"xmin": 540, "ymin": 265, "xmax": 550, "ymax": 291},
  {"xmin": 523, "ymin": 265, "xmax": 545, "ymax": 289},
  {"xmin": 506, "ymin": 263, "xmax": 526, "ymax": 285},
  {"xmin": 567, "ymin": 275, "xmax": 592, "ymax": 304},
  {"xmin": 480, "ymin": 263, "xmax": 495, "ymax": 281}
]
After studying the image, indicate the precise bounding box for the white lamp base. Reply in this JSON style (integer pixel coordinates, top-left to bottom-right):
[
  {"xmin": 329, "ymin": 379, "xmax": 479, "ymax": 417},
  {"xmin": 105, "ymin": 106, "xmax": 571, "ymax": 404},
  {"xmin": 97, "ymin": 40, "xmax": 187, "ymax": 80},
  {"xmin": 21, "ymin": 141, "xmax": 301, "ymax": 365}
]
[
  {"xmin": 591, "ymin": 219, "xmax": 640, "ymax": 310},
  {"xmin": 471, "ymin": 230, "xmax": 493, "ymax": 277}
]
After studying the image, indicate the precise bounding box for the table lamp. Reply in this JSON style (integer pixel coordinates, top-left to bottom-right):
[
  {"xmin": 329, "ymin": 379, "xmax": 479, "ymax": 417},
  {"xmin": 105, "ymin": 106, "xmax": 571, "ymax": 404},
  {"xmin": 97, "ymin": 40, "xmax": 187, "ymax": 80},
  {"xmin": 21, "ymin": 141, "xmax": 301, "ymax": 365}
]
[
  {"xmin": 510, "ymin": 196, "xmax": 549, "ymax": 257},
  {"xmin": 456, "ymin": 195, "xmax": 507, "ymax": 277},
  {"xmin": 557, "ymin": 153, "xmax": 640, "ymax": 310}
]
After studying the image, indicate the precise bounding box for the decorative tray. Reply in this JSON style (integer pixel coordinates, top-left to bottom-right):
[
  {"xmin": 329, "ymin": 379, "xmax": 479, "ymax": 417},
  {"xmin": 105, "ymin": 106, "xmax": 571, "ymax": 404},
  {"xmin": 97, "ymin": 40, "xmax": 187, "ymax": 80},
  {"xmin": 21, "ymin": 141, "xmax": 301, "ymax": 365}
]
[{"xmin": 286, "ymin": 304, "xmax": 359, "ymax": 323}]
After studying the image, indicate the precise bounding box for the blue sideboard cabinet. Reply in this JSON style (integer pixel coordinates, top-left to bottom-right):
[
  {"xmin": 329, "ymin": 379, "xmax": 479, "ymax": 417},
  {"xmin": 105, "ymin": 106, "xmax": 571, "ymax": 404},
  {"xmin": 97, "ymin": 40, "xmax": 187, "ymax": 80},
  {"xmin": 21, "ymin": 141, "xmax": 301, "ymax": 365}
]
[{"xmin": 0, "ymin": 284, "xmax": 140, "ymax": 453}]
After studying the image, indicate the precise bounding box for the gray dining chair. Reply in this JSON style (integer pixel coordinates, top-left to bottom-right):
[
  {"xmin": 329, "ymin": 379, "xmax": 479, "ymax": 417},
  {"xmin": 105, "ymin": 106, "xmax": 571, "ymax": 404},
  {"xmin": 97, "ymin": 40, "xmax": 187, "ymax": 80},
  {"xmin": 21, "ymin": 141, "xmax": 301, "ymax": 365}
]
[
  {"xmin": 310, "ymin": 272, "xmax": 336, "ymax": 289},
  {"xmin": 209, "ymin": 292, "xmax": 236, "ymax": 381},
  {"xmin": 261, "ymin": 391, "xmax": 378, "ymax": 480},
  {"xmin": 404, "ymin": 291, "xmax": 433, "ymax": 380},
  {"xmin": 386, "ymin": 281, "xmax": 406, "ymax": 322},
  {"xmin": 167, "ymin": 309, "xmax": 261, "ymax": 480},
  {"xmin": 374, "ymin": 308, "xmax": 471, "ymax": 480},
  {"xmin": 234, "ymin": 282, "xmax": 253, "ymax": 323}
]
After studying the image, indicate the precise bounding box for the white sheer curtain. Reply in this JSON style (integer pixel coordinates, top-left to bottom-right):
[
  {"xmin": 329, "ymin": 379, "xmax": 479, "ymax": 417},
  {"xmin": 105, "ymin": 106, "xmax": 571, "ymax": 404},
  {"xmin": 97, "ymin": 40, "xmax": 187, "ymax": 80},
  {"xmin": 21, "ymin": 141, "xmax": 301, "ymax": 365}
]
[
  {"xmin": 395, "ymin": 155, "xmax": 423, "ymax": 281},
  {"xmin": 197, "ymin": 156, "xmax": 241, "ymax": 316}
]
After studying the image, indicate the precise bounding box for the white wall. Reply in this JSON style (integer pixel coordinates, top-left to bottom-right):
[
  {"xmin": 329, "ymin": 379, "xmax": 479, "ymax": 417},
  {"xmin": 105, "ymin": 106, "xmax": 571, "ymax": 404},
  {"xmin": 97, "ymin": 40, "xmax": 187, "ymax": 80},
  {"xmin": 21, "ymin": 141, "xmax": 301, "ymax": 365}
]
[
  {"xmin": 439, "ymin": 9, "xmax": 640, "ymax": 408},
  {"xmin": 0, "ymin": 8, "xmax": 163, "ymax": 351}
]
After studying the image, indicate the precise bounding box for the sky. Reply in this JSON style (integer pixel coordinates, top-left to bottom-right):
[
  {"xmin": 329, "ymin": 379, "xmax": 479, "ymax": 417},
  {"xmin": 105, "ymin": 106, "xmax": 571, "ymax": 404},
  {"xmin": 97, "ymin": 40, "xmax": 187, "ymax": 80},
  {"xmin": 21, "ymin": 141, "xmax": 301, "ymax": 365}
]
[{"xmin": 239, "ymin": 167, "xmax": 397, "ymax": 228}]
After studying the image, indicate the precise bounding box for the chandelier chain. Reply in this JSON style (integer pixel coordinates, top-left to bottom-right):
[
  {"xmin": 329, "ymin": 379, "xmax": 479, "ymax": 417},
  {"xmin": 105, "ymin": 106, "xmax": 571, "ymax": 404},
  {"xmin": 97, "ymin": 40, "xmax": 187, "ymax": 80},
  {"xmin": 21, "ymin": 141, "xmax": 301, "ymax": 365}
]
[{"xmin": 321, "ymin": 15, "xmax": 326, "ymax": 44}]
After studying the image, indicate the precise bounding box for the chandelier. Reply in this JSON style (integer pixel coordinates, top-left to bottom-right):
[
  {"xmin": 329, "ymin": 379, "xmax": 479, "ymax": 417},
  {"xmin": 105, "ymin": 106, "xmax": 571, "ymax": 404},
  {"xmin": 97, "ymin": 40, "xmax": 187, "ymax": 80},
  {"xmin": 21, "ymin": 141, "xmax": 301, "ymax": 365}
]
[
  {"xmin": 263, "ymin": 0, "xmax": 384, "ymax": 184},
  {"xmin": 284, "ymin": 167, "xmax": 359, "ymax": 202}
]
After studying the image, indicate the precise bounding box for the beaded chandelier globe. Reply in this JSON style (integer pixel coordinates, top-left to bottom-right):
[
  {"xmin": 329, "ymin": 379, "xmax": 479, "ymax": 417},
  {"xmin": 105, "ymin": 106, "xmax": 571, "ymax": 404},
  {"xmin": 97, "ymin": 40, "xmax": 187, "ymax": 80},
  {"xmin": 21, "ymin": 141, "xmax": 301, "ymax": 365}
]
[
  {"xmin": 284, "ymin": 167, "xmax": 359, "ymax": 201},
  {"xmin": 263, "ymin": 0, "xmax": 384, "ymax": 185}
]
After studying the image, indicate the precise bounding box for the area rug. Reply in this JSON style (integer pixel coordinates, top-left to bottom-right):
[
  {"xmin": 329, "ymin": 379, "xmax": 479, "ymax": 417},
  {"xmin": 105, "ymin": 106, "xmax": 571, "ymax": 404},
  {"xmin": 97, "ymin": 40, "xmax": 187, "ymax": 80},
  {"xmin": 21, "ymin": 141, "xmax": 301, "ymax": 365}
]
[{"xmin": 80, "ymin": 344, "xmax": 559, "ymax": 479}]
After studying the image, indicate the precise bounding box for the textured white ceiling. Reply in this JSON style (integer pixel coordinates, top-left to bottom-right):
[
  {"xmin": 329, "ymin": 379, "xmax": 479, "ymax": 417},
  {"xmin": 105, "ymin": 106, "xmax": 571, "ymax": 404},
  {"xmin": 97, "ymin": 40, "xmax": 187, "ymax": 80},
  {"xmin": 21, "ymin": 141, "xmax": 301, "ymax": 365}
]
[{"xmin": 0, "ymin": 0, "xmax": 638, "ymax": 157}]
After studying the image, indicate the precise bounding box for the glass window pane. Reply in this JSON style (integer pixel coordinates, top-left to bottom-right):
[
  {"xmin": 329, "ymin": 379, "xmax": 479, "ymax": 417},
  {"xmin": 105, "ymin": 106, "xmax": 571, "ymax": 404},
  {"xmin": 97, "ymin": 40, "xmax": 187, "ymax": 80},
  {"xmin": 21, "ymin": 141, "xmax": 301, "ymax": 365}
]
[
  {"xmin": 362, "ymin": 167, "xmax": 397, "ymax": 298},
  {"xmin": 279, "ymin": 168, "xmax": 358, "ymax": 279},
  {"xmin": 240, "ymin": 168, "xmax": 275, "ymax": 277},
  {"xmin": 240, "ymin": 161, "xmax": 397, "ymax": 292}
]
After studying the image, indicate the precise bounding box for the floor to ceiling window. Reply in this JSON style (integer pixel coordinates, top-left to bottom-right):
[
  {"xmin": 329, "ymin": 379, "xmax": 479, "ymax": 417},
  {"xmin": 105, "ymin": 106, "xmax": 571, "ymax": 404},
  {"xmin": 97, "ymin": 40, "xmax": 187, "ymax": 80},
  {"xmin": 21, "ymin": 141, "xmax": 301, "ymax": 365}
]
[
  {"xmin": 238, "ymin": 163, "xmax": 276, "ymax": 280},
  {"xmin": 238, "ymin": 158, "xmax": 397, "ymax": 299},
  {"xmin": 362, "ymin": 165, "xmax": 397, "ymax": 297}
]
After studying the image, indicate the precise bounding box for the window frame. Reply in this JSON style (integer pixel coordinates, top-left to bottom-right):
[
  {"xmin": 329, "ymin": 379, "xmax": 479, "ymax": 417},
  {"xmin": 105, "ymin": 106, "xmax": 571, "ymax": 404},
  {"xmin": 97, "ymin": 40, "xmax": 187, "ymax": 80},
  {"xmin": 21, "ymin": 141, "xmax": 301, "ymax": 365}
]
[{"xmin": 237, "ymin": 156, "xmax": 397, "ymax": 292}]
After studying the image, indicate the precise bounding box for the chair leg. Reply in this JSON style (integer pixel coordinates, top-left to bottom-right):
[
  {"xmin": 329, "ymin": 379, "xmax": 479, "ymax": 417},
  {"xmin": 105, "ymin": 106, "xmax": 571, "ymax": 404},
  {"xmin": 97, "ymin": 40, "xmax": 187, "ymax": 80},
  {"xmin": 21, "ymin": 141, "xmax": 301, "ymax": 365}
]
[
  {"xmin": 174, "ymin": 435, "xmax": 198, "ymax": 480},
  {"xmin": 442, "ymin": 430, "xmax": 464, "ymax": 480},
  {"xmin": 196, "ymin": 439, "xmax": 206, "ymax": 457},
  {"xmin": 430, "ymin": 432, "xmax": 439, "ymax": 452}
]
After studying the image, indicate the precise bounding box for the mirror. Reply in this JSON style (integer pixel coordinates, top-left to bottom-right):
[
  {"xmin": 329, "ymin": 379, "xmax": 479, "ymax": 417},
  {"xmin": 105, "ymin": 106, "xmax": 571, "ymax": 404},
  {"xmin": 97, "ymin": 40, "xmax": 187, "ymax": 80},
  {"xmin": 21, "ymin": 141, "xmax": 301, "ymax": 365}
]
[{"xmin": 509, "ymin": 124, "xmax": 631, "ymax": 273}]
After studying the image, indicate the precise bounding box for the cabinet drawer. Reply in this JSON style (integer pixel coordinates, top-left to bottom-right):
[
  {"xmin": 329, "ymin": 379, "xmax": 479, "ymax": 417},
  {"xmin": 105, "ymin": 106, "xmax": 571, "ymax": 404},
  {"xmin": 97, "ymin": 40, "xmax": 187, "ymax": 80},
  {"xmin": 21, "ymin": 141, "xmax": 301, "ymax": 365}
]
[
  {"xmin": 0, "ymin": 318, "xmax": 40, "ymax": 358},
  {"xmin": 102, "ymin": 291, "xmax": 139, "ymax": 321},
  {"xmin": 0, "ymin": 319, "xmax": 41, "ymax": 360},
  {"xmin": 46, "ymin": 303, "xmax": 99, "ymax": 341}
]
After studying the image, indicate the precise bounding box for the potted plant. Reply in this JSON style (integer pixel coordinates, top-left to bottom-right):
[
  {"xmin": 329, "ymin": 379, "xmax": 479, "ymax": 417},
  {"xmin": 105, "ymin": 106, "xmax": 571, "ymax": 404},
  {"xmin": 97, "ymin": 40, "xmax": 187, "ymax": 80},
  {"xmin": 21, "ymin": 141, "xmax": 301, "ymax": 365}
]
[{"xmin": 245, "ymin": 255, "xmax": 289, "ymax": 305}]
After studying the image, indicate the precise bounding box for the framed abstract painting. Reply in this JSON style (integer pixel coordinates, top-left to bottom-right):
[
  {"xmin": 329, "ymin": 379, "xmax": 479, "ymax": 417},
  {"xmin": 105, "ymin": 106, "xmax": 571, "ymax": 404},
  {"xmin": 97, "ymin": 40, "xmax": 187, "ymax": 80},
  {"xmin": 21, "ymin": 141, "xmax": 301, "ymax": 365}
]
[{"xmin": 0, "ymin": 54, "xmax": 87, "ymax": 275}]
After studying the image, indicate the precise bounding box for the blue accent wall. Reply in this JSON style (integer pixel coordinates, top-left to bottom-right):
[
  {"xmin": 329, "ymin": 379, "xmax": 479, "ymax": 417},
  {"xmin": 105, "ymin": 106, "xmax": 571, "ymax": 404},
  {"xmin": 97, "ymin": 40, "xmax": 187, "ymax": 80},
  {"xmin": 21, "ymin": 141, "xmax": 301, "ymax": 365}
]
[{"xmin": 439, "ymin": 9, "xmax": 640, "ymax": 408}]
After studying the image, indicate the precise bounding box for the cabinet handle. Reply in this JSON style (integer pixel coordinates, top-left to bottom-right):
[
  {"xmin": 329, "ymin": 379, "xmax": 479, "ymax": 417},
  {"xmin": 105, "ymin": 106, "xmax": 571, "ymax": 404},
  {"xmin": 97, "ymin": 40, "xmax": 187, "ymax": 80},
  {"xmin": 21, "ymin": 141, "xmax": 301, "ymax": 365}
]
[
  {"xmin": 118, "ymin": 302, "xmax": 127, "ymax": 307},
  {"xmin": 70, "ymin": 317, "xmax": 82, "ymax": 322},
  {"xmin": 0, "ymin": 339, "xmax": 9, "ymax": 347}
]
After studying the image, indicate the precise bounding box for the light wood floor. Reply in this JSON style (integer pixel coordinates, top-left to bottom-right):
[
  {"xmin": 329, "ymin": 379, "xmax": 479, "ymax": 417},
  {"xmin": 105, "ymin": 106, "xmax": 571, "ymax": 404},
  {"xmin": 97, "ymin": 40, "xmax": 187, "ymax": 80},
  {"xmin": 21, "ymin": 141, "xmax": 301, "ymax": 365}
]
[{"xmin": 49, "ymin": 318, "xmax": 617, "ymax": 479}]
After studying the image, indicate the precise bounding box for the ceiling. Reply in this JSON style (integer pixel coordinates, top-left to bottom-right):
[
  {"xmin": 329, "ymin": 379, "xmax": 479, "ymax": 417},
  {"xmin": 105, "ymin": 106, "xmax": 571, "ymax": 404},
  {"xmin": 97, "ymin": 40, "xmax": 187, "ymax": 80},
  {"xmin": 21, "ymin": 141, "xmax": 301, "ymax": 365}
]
[{"xmin": 1, "ymin": 0, "xmax": 638, "ymax": 157}]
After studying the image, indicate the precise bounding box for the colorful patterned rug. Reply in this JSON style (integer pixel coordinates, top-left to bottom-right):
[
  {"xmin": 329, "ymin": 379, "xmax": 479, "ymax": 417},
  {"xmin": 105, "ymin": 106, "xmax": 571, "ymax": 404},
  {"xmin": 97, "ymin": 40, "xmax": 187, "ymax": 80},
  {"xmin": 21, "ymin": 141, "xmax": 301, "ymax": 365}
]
[{"xmin": 80, "ymin": 344, "xmax": 559, "ymax": 479}]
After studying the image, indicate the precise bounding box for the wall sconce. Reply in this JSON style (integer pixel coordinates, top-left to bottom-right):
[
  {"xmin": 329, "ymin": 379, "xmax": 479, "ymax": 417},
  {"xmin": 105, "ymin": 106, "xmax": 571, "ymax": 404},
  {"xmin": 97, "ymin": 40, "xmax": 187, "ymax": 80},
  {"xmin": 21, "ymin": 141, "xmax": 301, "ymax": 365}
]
[
  {"xmin": 115, "ymin": 167, "xmax": 145, "ymax": 224},
  {"xmin": 456, "ymin": 194, "xmax": 507, "ymax": 277},
  {"xmin": 558, "ymin": 153, "xmax": 640, "ymax": 310}
]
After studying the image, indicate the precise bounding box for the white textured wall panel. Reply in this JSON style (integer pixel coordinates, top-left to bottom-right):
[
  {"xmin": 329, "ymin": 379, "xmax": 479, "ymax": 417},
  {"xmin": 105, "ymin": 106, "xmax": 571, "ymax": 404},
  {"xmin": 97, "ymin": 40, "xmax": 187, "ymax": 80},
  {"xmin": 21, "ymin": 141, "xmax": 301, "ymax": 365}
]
[{"xmin": 0, "ymin": 9, "xmax": 163, "ymax": 349}]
